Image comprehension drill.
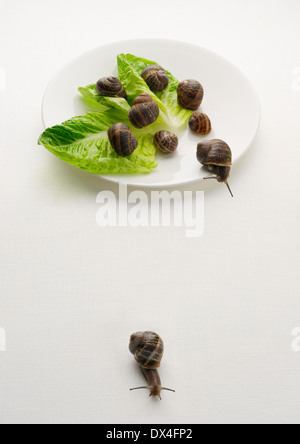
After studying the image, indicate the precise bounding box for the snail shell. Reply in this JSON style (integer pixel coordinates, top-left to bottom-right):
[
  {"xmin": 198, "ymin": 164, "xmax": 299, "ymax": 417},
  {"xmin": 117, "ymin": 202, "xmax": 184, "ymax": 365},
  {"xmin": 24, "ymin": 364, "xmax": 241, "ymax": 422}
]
[
  {"xmin": 129, "ymin": 331, "xmax": 164, "ymax": 370},
  {"xmin": 129, "ymin": 94, "xmax": 160, "ymax": 129},
  {"xmin": 154, "ymin": 131, "xmax": 179, "ymax": 154},
  {"xmin": 132, "ymin": 92, "xmax": 153, "ymax": 105},
  {"xmin": 96, "ymin": 76, "xmax": 127, "ymax": 99},
  {"xmin": 189, "ymin": 112, "xmax": 212, "ymax": 135},
  {"xmin": 177, "ymin": 79, "xmax": 204, "ymax": 111},
  {"xmin": 197, "ymin": 139, "xmax": 233, "ymax": 196},
  {"xmin": 141, "ymin": 65, "xmax": 169, "ymax": 93},
  {"xmin": 197, "ymin": 139, "xmax": 232, "ymax": 170},
  {"xmin": 129, "ymin": 331, "xmax": 175, "ymax": 399},
  {"xmin": 107, "ymin": 123, "xmax": 138, "ymax": 157}
]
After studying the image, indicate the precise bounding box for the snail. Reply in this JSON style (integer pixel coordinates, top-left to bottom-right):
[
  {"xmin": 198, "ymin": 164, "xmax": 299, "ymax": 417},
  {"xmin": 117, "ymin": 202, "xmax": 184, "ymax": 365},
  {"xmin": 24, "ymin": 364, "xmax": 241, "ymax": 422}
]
[
  {"xmin": 141, "ymin": 65, "xmax": 169, "ymax": 93},
  {"xmin": 154, "ymin": 131, "xmax": 178, "ymax": 154},
  {"xmin": 129, "ymin": 93, "xmax": 160, "ymax": 129},
  {"xmin": 129, "ymin": 331, "xmax": 175, "ymax": 400},
  {"xmin": 197, "ymin": 139, "xmax": 233, "ymax": 197},
  {"xmin": 189, "ymin": 112, "xmax": 212, "ymax": 135},
  {"xmin": 132, "ymin": 92, "xmax": 153, "ymax": 105},
  {"xmin": 177, "ymin": 79, "xmax": 204, "ymax": 110},
  {"xmin": 108, "ymin": 123, "xmax": 138, "ymax": 157},
  {"xmin": 96, "ymin": 76, "xmax": 127, "ymax": 99}
]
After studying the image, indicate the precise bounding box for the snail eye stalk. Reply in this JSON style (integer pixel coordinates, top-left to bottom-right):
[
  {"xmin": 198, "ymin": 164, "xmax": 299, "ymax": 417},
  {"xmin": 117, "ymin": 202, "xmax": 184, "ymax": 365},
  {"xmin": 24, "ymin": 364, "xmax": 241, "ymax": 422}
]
[{"xmin": 204, "ymin": 176, "xmax": 234, "ymax": 197}]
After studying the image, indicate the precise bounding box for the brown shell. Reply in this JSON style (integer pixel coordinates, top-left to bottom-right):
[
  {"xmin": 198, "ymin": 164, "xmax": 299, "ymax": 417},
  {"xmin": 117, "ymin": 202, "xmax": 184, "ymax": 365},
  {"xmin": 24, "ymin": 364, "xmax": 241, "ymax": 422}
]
[
  {"xmin": 177, "ymin": 80, "xmax": 204, "ymax": 110},
  {"xmin": 107, "ymin": 123, "xmax": 138, "ymax": 157},
  {"xmin": 154, "ymin": 131, "xmax": 178, "ymax": 154},
  {"xmin": 189, "ymin": 112, "xmax": 212, "ymax": 135},
  {"xmin": 129, "ymin": 331, "xmax": 164, "ymax": 370},
  {"xmin": 132, "ymin": 92, "xmax": 153, "ymax": 106},
  {"xmin": 96, "ymin": 76, "xmax": 127, "ymax": 99},
  {"xmin": 129, "ymin": 100, "xmax": 160, "ymax": 129},
  {"xmin": 141, "ymin": 65, "xmax": 169, "ymax": 93},
  {"xmin": 197, "ymin": 139, "xmax": 232, "ymax": 167}
]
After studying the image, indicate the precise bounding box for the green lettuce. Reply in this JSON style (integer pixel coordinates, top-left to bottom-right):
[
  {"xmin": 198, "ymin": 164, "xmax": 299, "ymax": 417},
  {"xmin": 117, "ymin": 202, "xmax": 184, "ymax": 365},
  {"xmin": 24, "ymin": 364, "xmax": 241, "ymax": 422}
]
[
  {"xmin": 38, "ymin": 112, "xmax": 157, "ymax": 174},
  {"xmin": 79, "ymin": 53, "xmax": 193, "ymax": 130},
  {"xmin": 79, "ymin": 82, "xmax": 168, "ymax": 131},
  {"xmin": 78, "ymin": 85, "xmax": 131, "ymax": 115},
  {"xmin": 118, "ymin": 53, "xmax": 193, "ymax": 129},
  {"xmin": 39, "ymin": 53, "xmax": 191, "ymax": 176}
]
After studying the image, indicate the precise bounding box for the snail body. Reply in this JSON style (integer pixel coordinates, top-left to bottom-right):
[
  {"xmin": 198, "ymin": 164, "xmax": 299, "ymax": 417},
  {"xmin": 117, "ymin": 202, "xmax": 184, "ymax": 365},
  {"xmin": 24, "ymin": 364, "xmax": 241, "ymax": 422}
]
[
  {"xmin": 129, "ymin": 331, "xmax": 175, "ymax": 399},
  {"xmin": 129, "ymin": 94, "xmax": 160, "ymax": 129},
  {"xmin": 197, "ymin": 139, "xmax": 233, "ymax": 196},
  {"xmin": 141, "ymin": 65, "xmax": 169, "ymax": 93},
  {"xmin": 177, "ymin": 79, "xmax": 204, "ymax": 110},
  {"xmin": 154, "ymin": 131, "xmax": 178, "ymax": 154},
  {"xmin": 108, "ymin": 123, "xmax": 138, "ymax": 157},
  {"xmin": 96, "ymin": 77, "xmax": 127, "ymax": 99},
  {"xmin": 189, "ymin": 112, "xmax": 211, "ymax": 135}
]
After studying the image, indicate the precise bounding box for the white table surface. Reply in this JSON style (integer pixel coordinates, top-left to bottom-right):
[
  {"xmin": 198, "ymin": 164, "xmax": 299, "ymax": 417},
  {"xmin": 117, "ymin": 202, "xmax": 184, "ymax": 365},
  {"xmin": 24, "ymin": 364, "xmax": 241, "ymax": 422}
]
[{"xmin": 1, "ymin": 0, "xmax": 300, "ymax": 425}]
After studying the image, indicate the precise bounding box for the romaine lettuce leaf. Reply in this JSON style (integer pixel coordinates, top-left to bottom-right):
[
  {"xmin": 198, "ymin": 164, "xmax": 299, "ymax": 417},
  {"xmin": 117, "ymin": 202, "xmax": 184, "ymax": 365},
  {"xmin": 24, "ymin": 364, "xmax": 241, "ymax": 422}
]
[
  {"xmin": 79, "ymin": 53, "xmax": 193, "ymax": 131},
  {"xmin": 78, "ymin": 85, "xmax": 131, "ymax": 115},
  {"xmin": 79, "ymin": 82, "xmax": 168, "ymax": 131},
  {"xmin": 40, "ymin": 53, "xmax": 192, "ymax": 176},
  {"xmin": 38, "ymin": 112, "xmax": 157, "ymax": 175},
  {"xmin": 118, "ymin": 53, "xmax": 193, "ymax": 130}
]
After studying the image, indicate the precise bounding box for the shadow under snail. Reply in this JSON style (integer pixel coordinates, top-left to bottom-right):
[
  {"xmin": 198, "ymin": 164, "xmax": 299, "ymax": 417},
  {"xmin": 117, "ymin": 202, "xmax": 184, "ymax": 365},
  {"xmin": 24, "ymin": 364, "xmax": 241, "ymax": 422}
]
[
  {"xmin": 177, "ymin": 79, "xmax": 204, "ymax": 111},
  {"xmin": 129, "ymin": 331, "xmax": 175, "ymax": 400},
  {"xmin": 154, "ymin": 131, "xmax": 178, "ymax": 154},
  {"xmin": 189, "ymin": 112, "xmax": 212, "ymax": 135},
  {"xmin": 96, "ymin": 76, "xmax": 127, "ymax": 99},
  {"xmin": 141, "ymin": 65, "xmax": 169, "ymax": 93},
  {"xmin": 197, "ymin": 139, "xmax": 233, "ymax": 197},
  {"xmin": 129, "ymin": 93, "xmax": 160, "ymax": 129},
  {"xmin": 108, "ymin": 123, "xmax": 138, "ymax": 157}
]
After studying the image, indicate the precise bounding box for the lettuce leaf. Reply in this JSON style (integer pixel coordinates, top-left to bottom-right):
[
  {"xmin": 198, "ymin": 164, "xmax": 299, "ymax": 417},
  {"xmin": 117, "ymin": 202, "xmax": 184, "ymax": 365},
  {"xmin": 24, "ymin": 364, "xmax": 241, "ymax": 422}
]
[
  {"xmin": 40, "ymin": 53, "xmax": 192, "ymax": 176},
  {"xmin": 79, "ymin": 53, "xmax": 193, "ymax": 130},
  {"xmin": 118, "ymin": 54, "xmax": 193, "ymax": 129},
  {"xmin": 78, "ymin": 84, "xmax": 131, "ymax": 115},
  {"xmin": 38, "ymin": 112, "xmax": 157, "ymax": 175},
  {"xmin": 79, "ymin": 81, "xmax": 168, "ymax": 131}
]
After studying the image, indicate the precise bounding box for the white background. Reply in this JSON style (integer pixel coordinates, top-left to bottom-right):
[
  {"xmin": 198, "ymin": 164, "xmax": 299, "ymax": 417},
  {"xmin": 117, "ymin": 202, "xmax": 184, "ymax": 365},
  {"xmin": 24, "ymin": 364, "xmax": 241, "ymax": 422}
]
[{"xmin": 0, "ymin": 0, "xmax": 300, "ymax": 425}]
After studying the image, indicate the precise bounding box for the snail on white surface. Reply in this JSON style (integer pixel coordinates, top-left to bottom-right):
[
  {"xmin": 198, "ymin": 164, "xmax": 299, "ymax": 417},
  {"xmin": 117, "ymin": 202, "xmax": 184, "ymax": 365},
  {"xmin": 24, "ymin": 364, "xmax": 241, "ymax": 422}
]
[{"xmin": 129, "ymin": 331, "xmax": 175, "ymax": 400}]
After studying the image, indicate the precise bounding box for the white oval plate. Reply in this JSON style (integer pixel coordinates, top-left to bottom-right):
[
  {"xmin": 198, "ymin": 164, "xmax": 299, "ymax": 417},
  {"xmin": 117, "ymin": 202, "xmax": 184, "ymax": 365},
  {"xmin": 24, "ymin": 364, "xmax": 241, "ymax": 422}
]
[{"xmin": 42, "ymin": 39, "xmax": 260, "ymax": 188}]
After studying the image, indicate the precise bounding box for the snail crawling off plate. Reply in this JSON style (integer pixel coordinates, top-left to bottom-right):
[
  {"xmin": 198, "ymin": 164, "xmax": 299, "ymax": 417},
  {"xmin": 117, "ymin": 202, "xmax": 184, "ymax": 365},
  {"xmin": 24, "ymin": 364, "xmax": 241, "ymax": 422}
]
[{"xmin": 197, "ymin": 139, "xmax": 233, "ymax": 197}]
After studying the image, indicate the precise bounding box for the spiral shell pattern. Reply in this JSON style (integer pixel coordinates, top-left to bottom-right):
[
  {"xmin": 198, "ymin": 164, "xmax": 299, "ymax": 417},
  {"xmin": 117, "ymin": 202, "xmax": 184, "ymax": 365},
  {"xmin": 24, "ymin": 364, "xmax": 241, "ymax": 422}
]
[
  {"xmin": 96, "ymin": 76, "xmax": 127, "ymax": 98},
  {"xmin": 177, "ymin": 79, "xmax": 204, "ymax": 111},
  {"xmin": 129, "ymin": 94, "xmax": 160, "ymax": 129},
  {"xmin": 189, "ymin": 112, "xmax": 212, "ymax": 135},
  {"xmin": 108, "ymin": 123, "xmax": 138, "ymax": 157},
  {"xmin": 197, "ymin": 139, "xmax": 232, "ymax": 167},
  {"xmin": 142, "ymin": 65, "xmax": 169, "ymax": 93},
  {"xmin": 154, "ymin": 131, "xmax": 178, "ymax": 153},
  {"xmin": 132, "ymin": 92, "xmax": 153, "ymax": 106},
  {"xmin": 130, "ymin": 331, "xmax": 164, "ymax": 370}
]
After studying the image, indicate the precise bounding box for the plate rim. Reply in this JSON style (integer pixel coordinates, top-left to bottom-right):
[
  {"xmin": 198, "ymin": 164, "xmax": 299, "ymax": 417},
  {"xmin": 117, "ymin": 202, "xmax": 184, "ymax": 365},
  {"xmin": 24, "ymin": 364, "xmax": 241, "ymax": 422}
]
[{"xmin": 41, "ymin": 38, "xmax": 261, "ymax": 188}]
